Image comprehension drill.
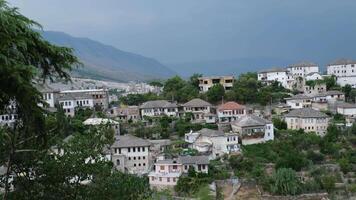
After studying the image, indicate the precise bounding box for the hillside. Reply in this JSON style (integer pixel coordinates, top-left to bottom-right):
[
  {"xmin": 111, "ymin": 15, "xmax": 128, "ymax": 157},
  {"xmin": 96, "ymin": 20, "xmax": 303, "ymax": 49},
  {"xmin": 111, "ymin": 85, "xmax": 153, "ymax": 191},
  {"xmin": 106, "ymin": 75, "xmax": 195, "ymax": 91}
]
[{"xmin": 42, "ymin": 31, "xmax": 176, "ymax": 82}]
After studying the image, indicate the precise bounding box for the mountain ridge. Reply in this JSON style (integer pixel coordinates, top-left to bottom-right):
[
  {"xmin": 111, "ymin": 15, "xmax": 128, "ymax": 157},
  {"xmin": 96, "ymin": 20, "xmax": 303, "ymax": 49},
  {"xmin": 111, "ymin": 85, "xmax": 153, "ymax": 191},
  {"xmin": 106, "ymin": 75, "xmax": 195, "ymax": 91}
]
[{"xmin": 42, "ymin": 31, "xmax": 176, "ymax": 82}]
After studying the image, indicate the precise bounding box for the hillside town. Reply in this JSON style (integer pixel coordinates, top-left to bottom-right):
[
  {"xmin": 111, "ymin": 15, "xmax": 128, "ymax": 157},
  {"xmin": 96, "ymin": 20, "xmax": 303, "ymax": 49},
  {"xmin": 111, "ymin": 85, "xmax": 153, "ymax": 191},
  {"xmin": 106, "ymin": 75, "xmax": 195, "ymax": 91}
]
[{"xmin": 2, "ymin": 59, "xmax": 356, "ymax": 199}]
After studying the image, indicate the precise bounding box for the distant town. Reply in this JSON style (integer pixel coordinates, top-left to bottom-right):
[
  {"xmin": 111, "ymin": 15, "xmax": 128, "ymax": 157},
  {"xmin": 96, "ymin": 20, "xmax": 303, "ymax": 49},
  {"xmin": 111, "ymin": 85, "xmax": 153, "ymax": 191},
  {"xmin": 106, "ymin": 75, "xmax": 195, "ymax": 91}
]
[{"xmin": 2, "ymin": 59, "xmax": 356, "ymax": 199}]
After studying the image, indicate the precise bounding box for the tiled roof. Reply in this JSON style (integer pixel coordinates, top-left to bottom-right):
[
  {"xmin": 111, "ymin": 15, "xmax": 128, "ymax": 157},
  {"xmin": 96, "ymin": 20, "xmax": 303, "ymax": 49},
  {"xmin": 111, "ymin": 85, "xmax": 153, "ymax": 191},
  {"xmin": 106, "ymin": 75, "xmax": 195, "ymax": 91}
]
[
  {"xmin": 139, "ymin": 100, "xmax": 177, "ymax": 109},
  {"xmin": 111, "ymin": 134, "xmax": 151, "ymax": 148},
  {"xmin": 328, "ymin": 58, "xmax": 356, "ymax": 66},
  {"xmin": 336, "ymin": 102, "xmax": 356, "ymax": 108},
  {"xmin": 57, "ymin": 93, "xmax": 92, "ymax": 101},
  {"xmin": 183, "ymin": 98, "xmax": 211, "ymax": 107},
  {"xmin": 258, "ymin": 67, "xmax": 288, "ymax": 73},
  {"xmin": 312, "ymin": 90, "xmax": 344, "ymax": 97},
  {"xmin": 178, "ymin": 155, "xmax": 209, "ymax": 165},
  {"xmin": 231, "ymin": 115, "xmax": 271, "ymax": 127},
  {"xmin": 284, "ymin": 108, "xmax": 328, "ymax": 118},
  {"xmin": 218, "ymin": 101, "xmax": 245, "ymax": 111},
  {"xmin": 197, "ymin": 128, "xmax": 225, "ymax": 137},
  {"xmin": 288, "ymin": 61, "xmax": 318, "ymax": 68}
]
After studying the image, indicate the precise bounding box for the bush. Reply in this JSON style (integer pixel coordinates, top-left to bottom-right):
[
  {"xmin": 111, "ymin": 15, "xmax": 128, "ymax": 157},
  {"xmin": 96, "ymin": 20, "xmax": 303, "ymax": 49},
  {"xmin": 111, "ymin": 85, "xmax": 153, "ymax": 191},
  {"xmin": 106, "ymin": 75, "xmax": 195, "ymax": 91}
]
[{"xmin": 269, "ymin": 168, "xmax": 301, "ymax": 195}]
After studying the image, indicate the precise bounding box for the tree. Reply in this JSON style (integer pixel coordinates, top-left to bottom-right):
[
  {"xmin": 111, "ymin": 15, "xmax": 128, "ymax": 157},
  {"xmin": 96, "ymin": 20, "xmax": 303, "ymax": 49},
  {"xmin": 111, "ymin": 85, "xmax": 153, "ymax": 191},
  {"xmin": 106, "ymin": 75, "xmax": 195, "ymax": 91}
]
[
  {"xmin": 324, "ymin": 75, "xmax": 338, "ymax": 90},
  {"xmin": 342, "ymin": 84, "xmax": 352, "ymax": 102},
  {"xmin": 206, "ymin": 84, "xmax": 225, "ymax": 103},
  {"xmin": 189, "ymin": 73, "xmax": 202, "ymax": 89},
  {"xmin": 163, "ymin": 76, "xmax": 186, "ymax": 101},
  {"xmin": 272, "ymin": 117, "xmax": 287, "ymax": 130},
  {"xmin": 270, "ymin": 168, "xmax": 301, "ymax": 195},
  {"xmin": 149, "ymin": 80, "xmax": 163, "ymax": 88}
]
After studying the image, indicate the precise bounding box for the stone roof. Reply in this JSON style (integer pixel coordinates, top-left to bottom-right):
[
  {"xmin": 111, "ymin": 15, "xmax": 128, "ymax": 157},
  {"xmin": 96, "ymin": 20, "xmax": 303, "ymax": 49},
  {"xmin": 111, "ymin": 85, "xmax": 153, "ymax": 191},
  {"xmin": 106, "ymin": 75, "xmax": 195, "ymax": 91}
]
[
  {"xmin": 285, "ymin": 94, "xmax": 312, "ymax": 100},
  {"xmin": 36, "ymin": 84, "xmax": 59, "ymax": 93},
  {"xmin": 218, "ymin": 101, "xmax": 245, "ymax": 111},
  {"xmin": 284, "ymin": 108, "xmax": 328, "ymax": 118},
  {"xmin": 197, "ymin": 128, "xmax": 225, "ymax": 137},
  {"xmin": 305, "ymin": 72, "xmax": 321, "ymax": 76},
  {"xmin": 178, "ymin": 155, "xmax": 209, "ymax": 165},
  {"xmin": 198, "ymin": 75, "xmax": 234, "ymax": 80},
  {"xmin": 336, "ymin": 102, "xmax": 356, "ymax": 108},
  {"xmin": 183, "ymin": 98, "xmax": 211, "ymax": 107},
  {"xmin": 312, "ymin": 90, "xmax": 344, "ymax": 98},
  {"xmin": 83, "ymin": 118, "xmax": 119, "ymax": 125},
  {"xmin": 258, "ymin": 67, "xmax": 288, "ymax": 73},
  {"xmin": 328, "ymin": 58, "xmax": 356, "ymax": 66},
  {"xmin": 231, "ymin": 115, "xmax": 271, "ymax": 127},
  {"xmin": 139, "ymin": 100, "xmax": 177, "ymax": 109},
  {"xmin": 111, "ymin": 134, "xmax": 151, "ymax": 148},
  {"xmin": 57, "ymin": 93, "xmax": 92, "ymax": 101},
  {"xmin": 288, "ymin": 61, "xmax": 318, "ymax": 68}
]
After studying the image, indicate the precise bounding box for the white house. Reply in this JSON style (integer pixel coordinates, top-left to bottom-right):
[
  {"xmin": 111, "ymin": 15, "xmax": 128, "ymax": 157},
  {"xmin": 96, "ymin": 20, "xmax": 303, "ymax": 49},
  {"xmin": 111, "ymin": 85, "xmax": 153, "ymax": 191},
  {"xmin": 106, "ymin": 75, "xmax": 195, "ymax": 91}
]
[
  {"xmin": 305, "ymin": 72, "xmax": 323, "ymax": 81},
  {"xmin": 257, "ymin": 68, "xmax": 294, "ymax": 89},
  {"xmin": 217, "ymin": 101, "xmax": 247, "ymax": 123},
  {"xmin": 231, "ymin": 115, "xmax": 274, "ymax": 145},
  {"xmin": 111, "ymin": 134, "xmax": 151, "ymax": 175},
  {"xmin": 139, "ymin": 100, "xmax": 178, "ymax": 118},
  {"xmin": 285, "ymin": 94, "xmax": 313, "ymax": 109},
  {"xmin": 185, "ymin": 128, "xmax": 239, "ymax": 159},
  {"xmin": 182, "ymin": 98, "xmax": 213, "ymax": 122},
  {"xmin": 60, "ymin": 89, "xmax": 109, "ymax": 109},
  {"xmin": 287, "ymin": 61, "xmax": 319, "ymax": 77},
  {"xmin": 284, "ymin": 108, "xmax": 329, "ymax": 136},
  {"xmin": 148, "ymin": 156, "xmax": 209, "ymax": 190},
  {"xmin": 327, "ymin": 59, "xmax": 356, "ymax": 88},
  {"xmin": 58, "ymin": 93, "xmax": 94, "ymax": 117},
  {"xmin": 336, "ymin": 102, "xmax": 356, "ymax": 117},
  {"xmin": 303, "ymin": 83, "xmax": 326, "ymax": 95},
  {"xmin": 37, "ymin": 84, "xmax": 59, "ymax": 108}
]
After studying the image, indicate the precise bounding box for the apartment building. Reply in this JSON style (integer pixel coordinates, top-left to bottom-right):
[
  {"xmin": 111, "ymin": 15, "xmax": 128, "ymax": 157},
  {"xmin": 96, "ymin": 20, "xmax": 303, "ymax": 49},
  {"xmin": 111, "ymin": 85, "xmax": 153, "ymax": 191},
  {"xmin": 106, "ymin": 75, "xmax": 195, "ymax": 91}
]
[
  {"xmin": 139, "ymin": 100, "xmax": 178, "ymax": 118},
  {"xmin": 287, "ymin": 61, "xmax": 319, "ymax": 77},
  {"xmin": 108, "ymin": 106, "xmax": 140, "ymax": 122},
  {"xmin": 303, "ymin": 83, "xmax": 326, "ymax": 95},
  {"xmin": 284, "ymin": 108, "xmax": 329, "ymax": 136},
  {"xmin": 148, "ymin": 156, "xmax": 209, "ymax": 190},
  {"xmin": 336, "ymin": 102, "xmax": 356, "ymax": 117},
  {"xmin": 182, "ymin": 98, "xmax": 212, "ymax": 122},
  {"xmin": 185, "ymin": 128, "xmax": 239, "ymax": 158},
  {"xmin": 198, "ymin": 76, "xmax": 234, "ymax": 92},
  {"xmin": 231, "ymin": 115, "xmax": 274, "ymax": 145},
  {"xmin": 217, "ymin": 101, "xmax": 247, "ymax": 123},
  {"xmin": 111, "ymin": 134, "xmax": 151, "ymax": 175}
]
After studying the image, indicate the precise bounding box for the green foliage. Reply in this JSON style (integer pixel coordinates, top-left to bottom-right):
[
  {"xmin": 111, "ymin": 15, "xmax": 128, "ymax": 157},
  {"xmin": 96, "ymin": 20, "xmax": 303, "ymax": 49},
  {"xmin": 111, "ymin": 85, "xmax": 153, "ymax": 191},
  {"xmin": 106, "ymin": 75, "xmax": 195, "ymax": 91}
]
[
  {"xmin": 189, "ymin": 73, "xmax": 202, "ymax": 89},
  {"xmin": 342, "ymin": 84, "xmax": 353, "ymax": 101},
  {"xmin": 272, "ymin": 117, "xmax": 287, "ymax": 130},
  {"xmin": 120, "ymin": 92, "xmax": 161, "ymax": 106},
  {"xmin": 149, "ymin": 80, "xmax": 163, "ymax": 87},
  {"xmin": 206, "ymin": 84, "xmax": 225, "ymax": 103},
  {"xmin": 323, "ymin": 75, "xmax": 338, "ymax": 90},
  {"xmin": 269, "ymin": 168, "xmax": 301, "ymax": 195}
]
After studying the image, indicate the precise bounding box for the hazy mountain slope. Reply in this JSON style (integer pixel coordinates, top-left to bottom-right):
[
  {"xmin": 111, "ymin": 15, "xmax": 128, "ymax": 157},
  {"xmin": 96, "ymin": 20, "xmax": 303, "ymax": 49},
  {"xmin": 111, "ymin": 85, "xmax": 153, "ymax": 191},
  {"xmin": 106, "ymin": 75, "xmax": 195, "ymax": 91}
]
[{"xmin": 42, "ymin": 31, "xmax": 176, "ymax": 82}]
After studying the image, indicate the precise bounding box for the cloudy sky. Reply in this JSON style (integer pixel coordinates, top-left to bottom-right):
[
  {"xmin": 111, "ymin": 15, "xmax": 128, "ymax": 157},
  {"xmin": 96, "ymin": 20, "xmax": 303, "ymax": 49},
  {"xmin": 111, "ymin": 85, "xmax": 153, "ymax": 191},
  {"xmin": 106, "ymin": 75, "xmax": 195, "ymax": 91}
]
[{"xmin": 8, "ymin": 0, "xmax": 356, "ymax": 64}]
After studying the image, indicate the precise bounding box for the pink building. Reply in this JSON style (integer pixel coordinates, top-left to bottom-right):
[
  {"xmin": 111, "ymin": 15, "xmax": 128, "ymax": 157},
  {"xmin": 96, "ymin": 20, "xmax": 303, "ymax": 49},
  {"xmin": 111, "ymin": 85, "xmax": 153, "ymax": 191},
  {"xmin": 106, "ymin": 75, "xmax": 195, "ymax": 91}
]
[{"xmin": 148, "ymin": 156, "xmax": 209, "ymax": 190}]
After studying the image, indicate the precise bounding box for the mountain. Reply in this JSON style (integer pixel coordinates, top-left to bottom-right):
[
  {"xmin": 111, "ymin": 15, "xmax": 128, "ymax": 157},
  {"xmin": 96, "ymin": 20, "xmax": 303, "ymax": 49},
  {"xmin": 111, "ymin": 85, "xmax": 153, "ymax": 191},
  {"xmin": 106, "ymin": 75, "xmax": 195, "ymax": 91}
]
[
  {"xmin": 167, "ymin": 57, "xmax": 298, "ymax": 78},
  {"xmin": 42, "ymin": 31, "xmax": 176, "ymax": 82}
]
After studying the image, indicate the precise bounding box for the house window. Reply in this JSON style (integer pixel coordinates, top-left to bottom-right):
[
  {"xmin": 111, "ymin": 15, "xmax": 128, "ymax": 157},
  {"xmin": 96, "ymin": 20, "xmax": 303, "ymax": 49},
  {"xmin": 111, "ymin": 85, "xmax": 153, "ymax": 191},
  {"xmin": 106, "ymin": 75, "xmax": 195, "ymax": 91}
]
[
  {"xmin": 143, "ymin": 163, "xmax": 146, "ymax": 166},
  {"xmin": 134, "ymin": 157, "xmax": 136, "ymax": 160},
  {"xmin": 143, "ymin": 156, "xmax": 145, "ymax": 160},
  {"xmin": 173, "ymin": 178, "xmax": 176, "ymax": 182},
  {"xmin": 134, "ymin": 164, "xmax": 136, "ymax": 167},
  {"xmin": 138, "ymin": 147, "xmax": 140, "ymax": 152},
  {"xmin": 167, "ymin": 178, "xmax": 170, "ymax": 182},
  {"xmin": 160, "ymin": 166, "xmax": 165, "ymax": 170},
  {"xmin": 173, "ymin": 165, "xmax": 177, "ymax": 170},
  {"xmin": 159, "ymin": 177, "xmax": 162, "ymax": 182},
  {"xmin": 133, "ymin": 147, "xmax": 136, "ymax": 152},
  {"xmin": 128, "ymin": 157, "xmax": 131, "ymax": 160},
  {"xmin": 128, "ymin": 148, "xmax": 130, "ymax": 152},
  {"xmin": 151, "ymin": 177, "xmax": 155, "ymax": 181},
  {"xmin": 138, "ymin": 156, "xmax": 141, "ymax": 160},
  {"xmin": 116, "ymin": 159, "xmax": 120, "ymax": 165}
]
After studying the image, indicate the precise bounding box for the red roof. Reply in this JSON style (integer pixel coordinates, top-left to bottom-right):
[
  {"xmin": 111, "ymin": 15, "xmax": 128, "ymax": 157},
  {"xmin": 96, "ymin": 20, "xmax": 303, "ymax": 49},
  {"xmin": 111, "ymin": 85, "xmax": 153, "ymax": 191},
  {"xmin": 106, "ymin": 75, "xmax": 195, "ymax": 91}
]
[{"xmin": 218, "ymin": 101, "xmax": 245, "ymax": 111}]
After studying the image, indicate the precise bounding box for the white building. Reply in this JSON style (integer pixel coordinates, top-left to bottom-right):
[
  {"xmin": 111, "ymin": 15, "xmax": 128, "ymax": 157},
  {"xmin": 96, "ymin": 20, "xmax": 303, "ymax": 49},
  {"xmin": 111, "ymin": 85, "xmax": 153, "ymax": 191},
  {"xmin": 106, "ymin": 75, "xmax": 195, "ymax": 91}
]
[
  {"xmin": 257, "ymin": 68, "xmax": 293, "ymax": 89},
  {"xmin": 303, "ymin": 83, "xmax": 326, "ymax": 95},
  {"xmin": 185, "ymin": 128, "xmax": 239, "ymax": 159},
  {"xmin": 305, "ymin": 72, "xmax": 323, "ymax": 81},
  {"xmin": 285, "ymin": 94, "xmax": 313, "ymax": 109},
  {"xmin": 58, "ymin": 93, "xmax": 94, "ymax": 117},
  {"xmin": 336, "ymin": 102, "xmax": 356, "ymax": 117},
  {"xmin": 231, "ymin": 115, "xmax": 274, "ymax": 145},
  {"xmin": 111, "ymin": 134, "xmax": 151, "ymax": 175},
  {"xmin": 287, "ymin": 61, "xmax": 319, "ymax": 77},
  {"xmin": 198, "ymin": 76, "xmax": 234, "ymax": 92},
  {"xmin": 148, "ymin": 156, "xmax": 209, "ymax": 190},
  {"xmin": 139, "ymin": 100, "xmax": 178, "ymax": 118},
  {"xmin": 83, "ymin": 117, "xmax": 120, "ymax": 136},
  {"xmin": 182, "ymin": 98, "xmax": 213, "ymax": 122},
  {"xmin": 60, "ymin": 89, "xmax": 109, "ymax": 109},
  {"xmin": 217, "ymin": 101, "xmax": 247, "ymax": 123},
  {"xmin": 327, "ymin": 59, "xmax": 356, "ymax": 88},
  {"xmin": 284, "ymin": 108, "xmax": 329, "ymax": 136}
]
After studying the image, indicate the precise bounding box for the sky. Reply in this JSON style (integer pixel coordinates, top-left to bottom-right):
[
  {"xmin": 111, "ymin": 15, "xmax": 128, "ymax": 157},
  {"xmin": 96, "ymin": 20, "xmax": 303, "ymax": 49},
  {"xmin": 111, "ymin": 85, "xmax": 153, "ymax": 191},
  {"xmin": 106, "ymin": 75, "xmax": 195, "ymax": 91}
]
[{"xmin": 8, "ymin": 0, "xmax": 356, "ymax": 64}]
